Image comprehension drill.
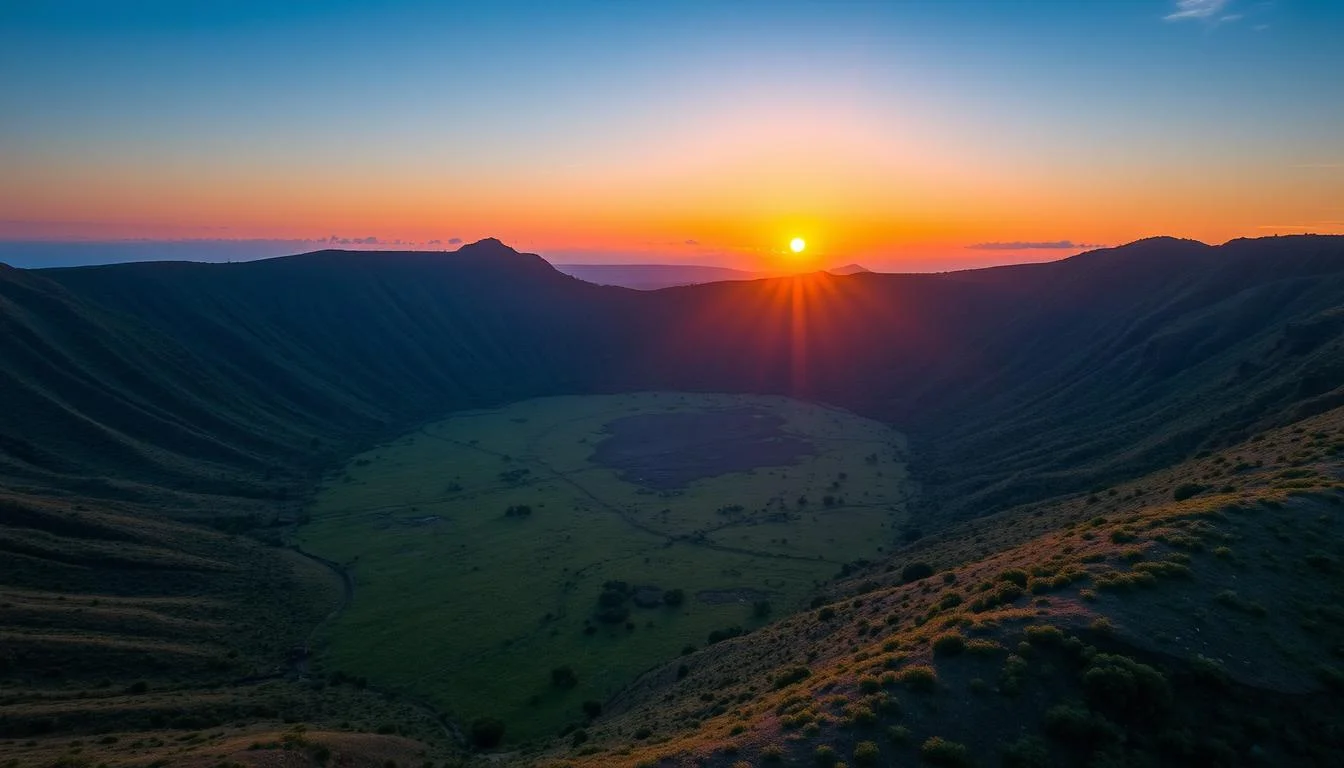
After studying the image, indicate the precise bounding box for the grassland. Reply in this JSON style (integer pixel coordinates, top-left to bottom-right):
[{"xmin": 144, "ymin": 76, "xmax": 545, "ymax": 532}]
[
  {"xmin": 298, "ymin": 392, "xmax": 911, "ymax": 744},
  {"xmin": 554, "ymin": 406, "xmax": 1344, "ymax": 768}
]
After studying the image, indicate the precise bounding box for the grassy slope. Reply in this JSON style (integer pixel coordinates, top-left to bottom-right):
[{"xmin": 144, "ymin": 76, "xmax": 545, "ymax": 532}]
[{"xmin": 561, "ymin": 408, "xmax": 1344, "ymax": 767}]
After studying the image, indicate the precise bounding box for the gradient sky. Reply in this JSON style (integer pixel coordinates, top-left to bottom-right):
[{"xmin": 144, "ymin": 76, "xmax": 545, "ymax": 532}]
[{"xmin": 3, "ymin": 0, "xmax": 1342, "ymax": 270}]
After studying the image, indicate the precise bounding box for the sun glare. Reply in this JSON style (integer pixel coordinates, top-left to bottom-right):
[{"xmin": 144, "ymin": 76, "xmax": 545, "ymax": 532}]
[{"xmin": 790, "ymin": 237, "xmax": 806, "ymax": 254}]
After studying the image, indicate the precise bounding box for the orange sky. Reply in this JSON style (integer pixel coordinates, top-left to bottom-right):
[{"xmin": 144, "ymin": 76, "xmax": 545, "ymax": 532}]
[{"xmin": 4, "ymin": 2, "xmax": 1342, "ymax": 271}]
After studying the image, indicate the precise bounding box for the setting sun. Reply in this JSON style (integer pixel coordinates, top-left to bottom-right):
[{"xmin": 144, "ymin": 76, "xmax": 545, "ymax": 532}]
[{"xmin": 790, "ymin": 237, "xmax": 806, "ymax": 254}]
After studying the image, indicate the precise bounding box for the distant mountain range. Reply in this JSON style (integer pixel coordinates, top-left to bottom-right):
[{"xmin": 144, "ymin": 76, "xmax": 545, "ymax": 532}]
[{"xmin": 555, "ymin": 262, "xmax": 874, "ymax": 289}]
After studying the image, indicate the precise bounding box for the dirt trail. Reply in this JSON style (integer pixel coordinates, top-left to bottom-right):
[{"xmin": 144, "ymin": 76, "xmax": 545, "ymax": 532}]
[{"xmin": 277, "ymin": 546, "xmax": 468, "ymax": 748}]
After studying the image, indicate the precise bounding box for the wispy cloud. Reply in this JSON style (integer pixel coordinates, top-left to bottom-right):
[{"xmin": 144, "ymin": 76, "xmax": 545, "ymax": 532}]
[
  {"xmin": 1291, "ymin": 163, "xmax": 1344, "ymax": 169},
  {"xmin": 967, "ymin": 240, "xmax": 1103, "ymax": 251},
  {"xmin": 1165, "ymin": 0, "xmax": 1234, "ymax": 22}
]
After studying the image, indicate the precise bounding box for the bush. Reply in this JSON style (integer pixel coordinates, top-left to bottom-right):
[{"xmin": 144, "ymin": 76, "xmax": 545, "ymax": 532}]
[
  {"xmin": 900, "ymin": 665, "xmax": 937, "ymax": 692},
  {"xmin": 902, "ymin": 562, "xmax": 935, "ymax": 583},
  {"xmin": 469, "ymin": 717, "xmax": 506, "ymax": 749},
  {"xmin": 853, "ymin": 740, "xmax": 880, "ymax": 765},
  {"xmin": 965, "ymin": 639, "xmax": 1002, "ymax": 656},
  {"xmin": 581, "ymin": 700, "xmax": 602, "ymax": 719},
  {"xmin": 1042, "ymin": 703, "xmax": 1119, "ymax": 749},
  {"xmin": 932, "ymin": 632, "xmax": 966, "ymax": 656},
  {"xmin": 1023, "ymin": 625, "xmax": 1064, "ymax": 645},
  {"xmin": 920, "ymin": 736, "xmax": 973, "ymax": 767},
  {"xmin": 1082, "ymin": 654, "xmax": 1171, "ymax": 722},
  {"xmin": 1001, "ymin": 736, "xmax": 1050, "ymax": 768},
  {"xmin": 663, "ymin": 588, "xmax": 686, "ymax": 607},
  {"xmin": 814, "ymin": 744, "xmax": 838, "ymax": 766}
]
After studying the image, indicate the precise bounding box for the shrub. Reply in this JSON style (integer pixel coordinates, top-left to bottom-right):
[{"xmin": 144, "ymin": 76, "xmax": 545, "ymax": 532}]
[
  {"xmin": 1082, "ymin": 654, "xmax": 1171, "ymax": 722},
  {"xmin": 1187, "ymin": 656, "xmax": 1228, "ymax": 689},
  {"xmin": 999, "ymin": 568, "xmax": 1029, "ymax": 587},
  {"xmin": 818, "ymin": 606, "xmax": 837, "ymax": 621},
  {"xmin": 902, "ymin": 562, "xmax": 935, "ymax": 583},
  {"xmin": 761, "ymin": 744, "xmax": 784, "ymax": 762},
  {"xmin": 920, "ymin": 736, "xmax": 973, "ymax": 767},
  {"xmin": 1001, "ymin": 735, "xmax": 1051, "ymax": 768},
  {"xmin": 469, "ymin": 717, "xmax": 506, "ymax": 749},
  {"xmin": 899, "ymin": 665, "xmax": 937, "ymax": 692},
  {"xmin": 853, "ymin": 740, "xmax": 880, "ymax": 765},
  {"xmin": 1042, "ymin": 703, "xmax": 1119, "ymax": 749},
  {"xmin": 1023, "ymin": 625, "xmax": 1064, "ymax": 645},
  {"xmin": 581, "ymin": 700, "xmax": 602, "ymax": 719},
  {"xmin": 965, "ymin": 639, "xmax": 1002, "ymax": 656},
  {"xmin": 932, "ymin": 632, "xmax": 966, "ymax": 656},
  {"xmin": 663, "ymin": 588, "xmax": 686, "ymax": 607},
  {"xmin": 814, "ymin": 744, "xmax": 838, "ymax": 766},
  {"xmin": 999, "ymin": 654, "xmax": 1029, "ymax": 695}
]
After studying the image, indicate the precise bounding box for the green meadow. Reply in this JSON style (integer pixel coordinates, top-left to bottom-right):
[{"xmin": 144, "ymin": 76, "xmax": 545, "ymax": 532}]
[{"xmin": 298, "ymin": 392, "xmax": 911, "ymax": 743}]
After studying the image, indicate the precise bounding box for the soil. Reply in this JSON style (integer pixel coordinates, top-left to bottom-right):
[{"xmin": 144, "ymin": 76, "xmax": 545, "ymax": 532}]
[{"xmin": 590, "ymin": 407, "xmax": 815, "ymax": 490}]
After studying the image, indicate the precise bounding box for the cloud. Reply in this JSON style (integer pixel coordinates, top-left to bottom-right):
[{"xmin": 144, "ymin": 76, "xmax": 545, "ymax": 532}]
[
  {"xmin": 1165, "ymin": 0, "xmax": 1233, "ymax": 21},
  {"xmin": 428, "ymin": 239, "xmax": 441, "ymax": 245},
  {"xmin": 683, "ymin": 239, "xmax": 699, "ymax": 246},
  {"xmin": 447, "ymin": 237, "xmax": 463, "ymax": 245},
  {"xmin": 1291, "ymin": 163, "xmax": 1344, "ymax": 169},
  {"xmin": 967, "ymin": 240, "xmax": 1102, "ymax": 251}
]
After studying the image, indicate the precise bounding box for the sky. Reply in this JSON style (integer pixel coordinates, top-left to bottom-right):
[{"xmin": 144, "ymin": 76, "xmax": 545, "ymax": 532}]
[{"xmin": 2, "ymin": 0, "xmax": 1342, "ymax": 271}]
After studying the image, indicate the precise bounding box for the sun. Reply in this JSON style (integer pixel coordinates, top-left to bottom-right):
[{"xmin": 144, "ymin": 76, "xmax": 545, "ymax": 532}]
[{"xmin": 789, "ymin": 237, "xmax": 806, "ymax": 254}]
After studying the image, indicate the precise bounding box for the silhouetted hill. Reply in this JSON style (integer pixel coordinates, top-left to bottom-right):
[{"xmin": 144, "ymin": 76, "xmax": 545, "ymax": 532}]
[
  {"xmin": 5, "ymin": 242, "xmax": 626, "ymax": 498},
  {"xmin": 827, "ymin": 263, "xmax": 872, "ymax": 275}
]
